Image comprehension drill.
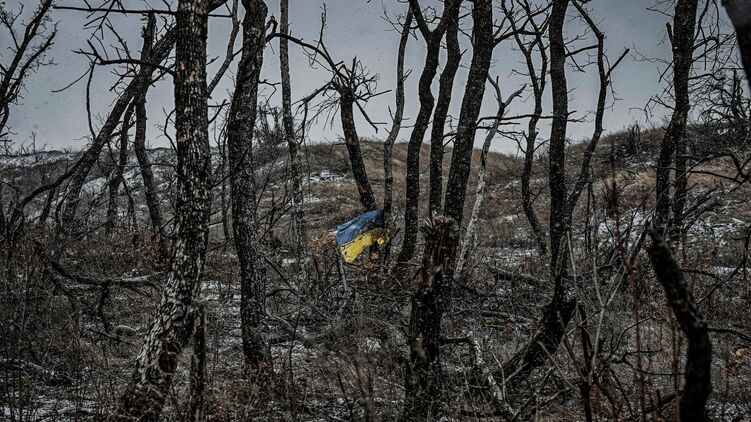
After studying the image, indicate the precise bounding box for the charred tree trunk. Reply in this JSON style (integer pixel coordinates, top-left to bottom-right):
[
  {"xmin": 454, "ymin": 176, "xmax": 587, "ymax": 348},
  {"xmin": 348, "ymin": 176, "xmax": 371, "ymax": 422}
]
[
  {"xmin": 427, "ymin": 6, "xmax": 461, "ymax": 217},
  {"xmin": 227, "ymin": 0, "xmax": 272, "ymax": 377},
  {"xmin": 547, "ymin": 0, "xmax": 570, "ymax": 269},
  {"xmin": 655, "ymin": 0, "xmax": 698, "ymax": 237},
  {"xmin": 441, "ymin": 0, "xmax": 494, "ymax": 281},
  {"xmin": 134, "ymin": 14, "xmax": 164, "ymax": 237},
  {"xmin": 114, "ymin": 0, "xmax": 212, "ymax": 419},
  {"xmin": 134, "ymin": 97, "xmax": 163, "ymax": 235},
  {"xmin": 279, "ymin": 0, "xmax": 310, "ymax": 285},
  {"xmin": 499, "ymin": 0, "xmax": 576, "ymax": 381},
  {"xmin": 106, "ymin": 103, "xmax": 134, "ymax": 234},
  {"xmin": 510, "ymin": 9, "xmax": 548, "ymax": 256},
  {"xmin": 383, "ymin": 9, "xmax": 412, "ymax": 259},
  {"xmin": 402, "ymin": 217, "xmax": 454, "ymax": 421},
  {"xmin": 500, "ymin": 0, "xmax": 627, "ymax": 384},
  {"xmin": 647, "ymin": 230, "xmax": 711, "ymax": 422},
  {"xmin": 39, "ymin": 187, "xmax": 55, "ymax": 226},
  {"xmin": 186, "ymin": 303, "xmax": 207, "ymax": 422},
  {"xmin": 397, "ymin": 0, "xmax": 460, "ymax": 264},
  {"xmin": 339, "ymin": 91, "xmax": 377, "ymax": 211}
]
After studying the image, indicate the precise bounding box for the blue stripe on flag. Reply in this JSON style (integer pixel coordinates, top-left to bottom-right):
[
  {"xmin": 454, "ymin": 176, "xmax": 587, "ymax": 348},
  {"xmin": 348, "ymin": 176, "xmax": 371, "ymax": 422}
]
[{"xmin": 335, "ymin": 210, "xmax": 385, "ymax": 245}]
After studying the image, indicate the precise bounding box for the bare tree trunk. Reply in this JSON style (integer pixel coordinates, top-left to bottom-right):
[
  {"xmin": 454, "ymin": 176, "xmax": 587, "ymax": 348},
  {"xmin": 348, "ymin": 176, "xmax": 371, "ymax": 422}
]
[
  {"xmin": 383, "ymin": 9, "xmax": 412, "ymax": 259},
  {"xmin": 339, "ymin": 92, "xmax": 377, "ymax": 211},
  {"xmin": 134, "ymin": 99, "xmax": 162, "ymax": 234},
  {"xmin": 402, "ymin": 217, "xmax": 454, "ymax": 421},
  {"xmin": 186, "ymin": 303, "xmax": 207, "ymax": 422},
  {"xmin": 39, "ymin": 187, "xmax": 55, "ymax": 226},
  {"xmin": 427, "ymin": 6, "xmax": 461, "ymax": 216},
  {"xmin": 227, "ymin": 0, "xmax": 272, "ymax": 377},
  {"xmin": 499, "ymin": 0, "xmax": 575, "ymax": 382},
  {"xmin": 134, "ymin": 14, "xmax": 164, "ymax": 237},
  {"xmin": 547, "ymin": 0, "xmax": 570, "ymax": 270},
  {"xmin": 509, "ymin": 5, "xmax": 548, "ymax": 256},
  {"xmin": 500, "ymin": 0, "xmax": 627, "ymax": 384},
  {"xmin": 670, "ymin": 0, "xmax": 699, "ymax": 244},
  {"xmin": 114, "ymin": 0, "xmax": 212, "ymax": 418},
  {"xmin": 397, "ymin": 0, "xmax": 460, "ymax": 264},
  {"xmin": 441, "ymin": 0, "xmax": 494, "ymax": 283},
  {"xmin": 455, "ymin": 81, "xmax": 523, "ymax": 279},
  {"xmin": 279, "ymin": 0, "xmax": 310, "ymax": 285},
  {"xmin": 647, "ymin": 230, "xmax": 711, "ymax": 422},
  {"xmin": 106, "ymin": 104, "xmax": 134, "ymax": 234},
  {"xmin": 655, "ymin": 0, "xmax": 698, "ymax": 237}
]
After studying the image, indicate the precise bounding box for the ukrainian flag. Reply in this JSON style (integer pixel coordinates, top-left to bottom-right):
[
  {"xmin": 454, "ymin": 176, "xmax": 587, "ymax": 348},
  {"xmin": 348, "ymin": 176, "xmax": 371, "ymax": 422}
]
[{"xmin": 335, "ymin": 210, "xmax": 389, "ymax": 263}]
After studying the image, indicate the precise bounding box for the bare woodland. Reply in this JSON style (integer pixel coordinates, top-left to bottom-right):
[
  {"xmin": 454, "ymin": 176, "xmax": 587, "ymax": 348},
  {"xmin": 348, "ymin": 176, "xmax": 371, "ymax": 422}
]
[{"xmin": 3, "ymin": 0, "xmax": 751, "ymax": 420}]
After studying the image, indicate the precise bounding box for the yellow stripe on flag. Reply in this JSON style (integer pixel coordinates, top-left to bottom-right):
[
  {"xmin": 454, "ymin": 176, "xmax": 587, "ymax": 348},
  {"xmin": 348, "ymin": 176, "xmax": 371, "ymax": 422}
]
[{"xmin": 339, "ymin": 227, "xmax": 388, "ymax": 263}]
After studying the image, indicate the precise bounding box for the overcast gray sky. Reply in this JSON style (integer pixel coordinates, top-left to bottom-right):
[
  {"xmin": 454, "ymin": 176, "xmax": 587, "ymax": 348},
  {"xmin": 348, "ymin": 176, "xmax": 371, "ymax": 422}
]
[{"xmin": 3, "ymin": 0, "xmax": 732, "ymax": 155}]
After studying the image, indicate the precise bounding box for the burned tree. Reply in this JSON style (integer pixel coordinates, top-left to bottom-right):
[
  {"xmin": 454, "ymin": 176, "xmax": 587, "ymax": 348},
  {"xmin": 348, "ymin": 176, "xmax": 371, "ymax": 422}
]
[
  {"xmin": 338, "ymin": 63, "xmax": 378, "ymax": 211},
  {"xmin": 397, "ymin": 0, "xmax": 461, "ymax": 264},
  {"xmin": 279, "ymin": 0, "xmax": 310, "ymax": 285},
  {"xmin": 273, "ymin": 21, "xmax": 380, "ymax": 212},
  {"xmin": 227, "ymin": 0, "xmax": 272, "ymax": 376},
  {"xmin": 105, "ymin": 103, "xmax": 135, "ymax": 234},
  {"xmin": 53, "ymin": 0, "xmax": 227, "ymax": 251},
  {"xmin": 402, "ymin": 217, "xmax": 454, "ymax": 420},
  {"xmin": 442, "ymin": 0, "xmax": 494, "ymax": 277},
  {"xmin": 0, "ymin": 0, "xmax": 56, "ymax": 147},
  {"xmin": 115, "ymin": 0, "xmax": 212, "ymax": 418},
  {"xmin": 655, "ymin": 0, "xmax": 699, "ymax": 241},
  {"xmin": 500, "ymin": 0, "xmax": 628, "ymax": 380},
  {"xmin": 547, "ymin": 0, "xmax": 570, "ymax": 274},
  {"xmin": 647, "ymin": 230, "xmax": 712, "ymax": 422},
  {"xmin": 383, "ymin": 8, "xmax": 413, "ymax": 256},
  {"xmin": 133, "ymin": 13, "xmax": 164, "ymax": 237},
  {"xmin": 506, "ymin": 0, "xmax": 549, "ymax": 256},
  {"xmin": 428, "ymin": 2, "xmax": 462, "ymax": 216},
  {"xmin": 455, "ymin": 78, "xmax": 524, "ymax": 278}
]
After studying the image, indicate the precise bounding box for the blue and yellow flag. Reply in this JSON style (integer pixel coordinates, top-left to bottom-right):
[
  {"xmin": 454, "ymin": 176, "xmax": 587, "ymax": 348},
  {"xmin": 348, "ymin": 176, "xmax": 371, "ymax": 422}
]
[{"xmin": 335, "ymin": 210, "xmax": 388, "ymax": 263}]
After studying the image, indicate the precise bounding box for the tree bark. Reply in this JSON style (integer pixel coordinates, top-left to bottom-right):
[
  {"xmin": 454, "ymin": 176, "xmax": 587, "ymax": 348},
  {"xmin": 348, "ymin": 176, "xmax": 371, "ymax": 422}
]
[
  {"xmin": 500, "ymin": 0, "xmax": 628, "ymax": 385},
  {"xmin": 498, "ymin": 0, "xmax": 575, "ymax": 382},
  {"xmin": 383, "ymin": 9, "xmax": 413, "ymax": 259},
  {"xmin": 427, "ymin": 5, "xmax": 461, "ymax": 217},
  {"xmin": 227, "ymin": 0, "xmax": 273, "ymax": 377},
  {"xmin": 455, "ymin": 82, "xmax": 523, "ymax": 279},
  {"xmin": 134, "ymin": 97, "xmax": 163, "ymax": 235},
  {"xmin": 655, "ymin": 0, "xmax": 698, "ymax": 237},
  {"xmin": 279, "ymin": 0, "xmax": 310, "ymax": 285},
  {"xmin": 114, "ymin": 0, "xmax": 212, "ymax": 419},
  {"xmin": 186, "ymin": 303, "xmax": 207, "ymax": 422},
  {"xmin": 547, "ymin": 0, "xmax": 570, "ymax": 269},
  {"xmin": 402, "ymin": 217, "xmax": 454, "ymax": 421},
  {"xmin": 397, "ymin": 0, "xmax": 461, "ymax": 264},
  {"xmin": 513, "ymin": 18, "xmax": 548, "ymax": 256},
  {"xmin": 106, "ymin": 103, "xmax": 134, "ymax": 234},
  {"xmin": 441, "ymin": 0, "xmax": 494, "ymax": 283},
  {"xmin": 647, "ymin": 230, "xmax": 711, "ymax": 422},
  {"xmin": 133, "ymin": 13, "xmax": 164, "ymax": 237},
  {"xmin": 339, "ymin": 91, "xmax": 377, "ymax": 211}
]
